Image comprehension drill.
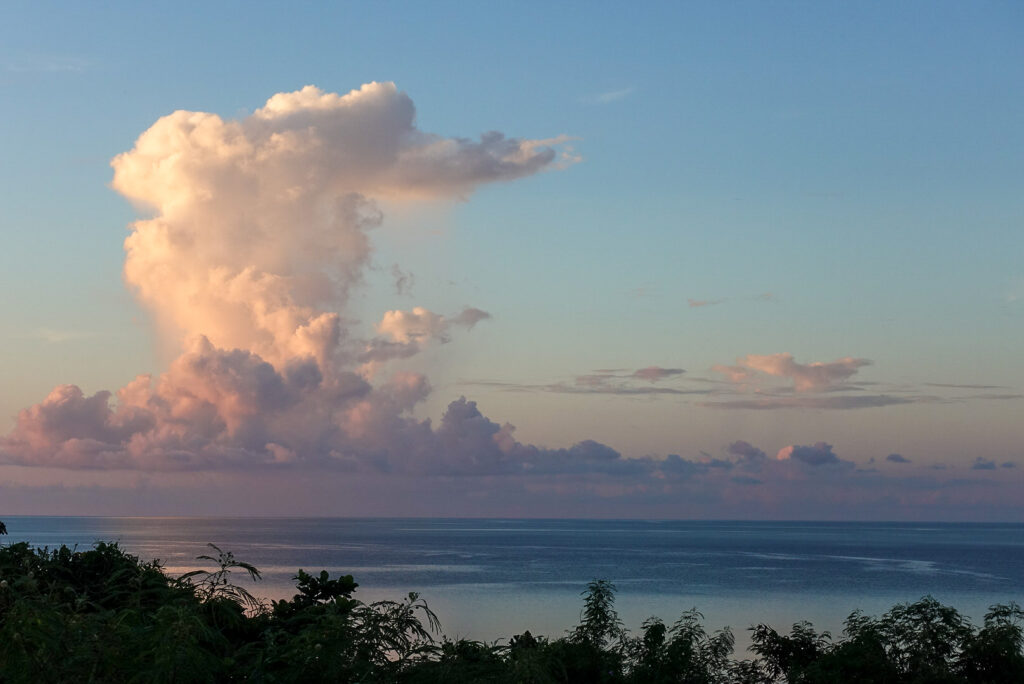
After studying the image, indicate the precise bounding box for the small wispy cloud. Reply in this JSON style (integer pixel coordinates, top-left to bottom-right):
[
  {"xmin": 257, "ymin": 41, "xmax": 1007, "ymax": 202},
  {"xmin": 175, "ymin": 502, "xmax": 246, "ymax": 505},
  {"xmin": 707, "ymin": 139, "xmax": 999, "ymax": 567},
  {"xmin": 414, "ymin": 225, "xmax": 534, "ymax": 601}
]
[
  {"xmin": 391, "ymin": 263, "xmax": 414, "ymax": 296},
  {"xmin": 584, "ymin": 87, "xmax": 635, "ymax": 104},
  {"xmin": 31, "ymin": 328, "xmax": 97, "ymax": 344},
  {"xmin": 965, "ymin": 393, "xmax": 1024, "ymax": 401},
  {"xmin": 632, "ymin": 366, "xmax": 685, "ymax": 382},
  {"xmin": 698, "ymin": 395, "xmax": 913, "ymax": 410},
  {"xmin": 5, "ymin": 54, "xmax": 88, "ymax": 74},
  {"xmin": 1006, "ymin": 276, "xmax": 1024, "ymax": 304},
  {"xmin": 560, "ymin": 385, "xmax": 709, "ymax": 396},
  {"xmin": 924, "ymin": 383, "xmax": 1007, "ymax": 390},
  {"xmin": 688, "ymin": 293, "xmax": 774, "ymax": 308},
  {"xmin": 463, "ymin": 365, "xmax": 699, "ymax": 397},
  {"xmin": 688, "ymin": 298, "xmax": 724, "ymax": 308}
]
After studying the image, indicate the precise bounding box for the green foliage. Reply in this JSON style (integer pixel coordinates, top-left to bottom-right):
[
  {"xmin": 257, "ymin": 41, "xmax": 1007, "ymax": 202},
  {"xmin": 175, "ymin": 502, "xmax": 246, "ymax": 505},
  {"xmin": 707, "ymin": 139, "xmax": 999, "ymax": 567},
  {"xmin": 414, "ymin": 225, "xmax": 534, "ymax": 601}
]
[
  {"xmin": 750, "ymin": 620, "xmax": 831, "ymax": 682},
  {"xmin": 628, "ymin": 611, "xmax": 736, "ymax": 683},
  {"xmin": 571, "ymin": 579, "xmax": 624, "ymax": 650},
  {"xmin": 959, "ymin": 603, "xmax": 1024, "ymax": 683},
  {"xmin": 0, "ymin": 518, "xmax": 1022, "ymax": 683}
]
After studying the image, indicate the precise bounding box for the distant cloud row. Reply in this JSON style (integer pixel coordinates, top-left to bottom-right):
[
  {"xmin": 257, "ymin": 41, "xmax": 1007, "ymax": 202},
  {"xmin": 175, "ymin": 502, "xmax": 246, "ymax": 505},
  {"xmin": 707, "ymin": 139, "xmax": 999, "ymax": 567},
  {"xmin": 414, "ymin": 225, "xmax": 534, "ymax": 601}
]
[{"xmin": 466, "ymin": 352, "xmax": 1021, "ymax": 412}]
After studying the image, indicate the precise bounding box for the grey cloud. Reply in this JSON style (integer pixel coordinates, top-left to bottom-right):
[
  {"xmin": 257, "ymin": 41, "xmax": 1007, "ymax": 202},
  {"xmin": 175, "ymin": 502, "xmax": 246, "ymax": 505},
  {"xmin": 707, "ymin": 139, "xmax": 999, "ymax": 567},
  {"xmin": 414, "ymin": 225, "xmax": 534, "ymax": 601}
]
[
  {"xmin": 632, "ymin": 367, "xmax": 685, "ymax": 382},
  {"xmin": 966, "ymin": 393, "xmax": 1024, "ymax": 401},
  {"xmin": 468, "ymin": 366, "xmax": 703, "ymax": 397},
  {"xmin": 391, "ymin": 264, "xmax": 414, "ymax": 296},
  {"xmin": 451, "ymin": 307, "xmax": 491, "ymax": 329},
  {"xmin": 886, "ymin": 453, "xmax": 911, "ymax": 464},
  {"xmin": 778, "ymin": 442, "xmax": 841, "ymax": 466},
  {"xmin": 357, "ymin": 339, "xmax": 421, "ymax": 364},
  {"xmin": 540, "ymin": 384, "xmax": 709, "ymax": 397},
  {"xmin": 726, "ymin": 440, "xmax": 767, "ymax": 462},
  {"xmin": 698, "ymin": 395, "xmax": 913, "ymax": 410},
  {"xmin": 659, "ymin": 454, "xmax": 703, "ymax": 478}
]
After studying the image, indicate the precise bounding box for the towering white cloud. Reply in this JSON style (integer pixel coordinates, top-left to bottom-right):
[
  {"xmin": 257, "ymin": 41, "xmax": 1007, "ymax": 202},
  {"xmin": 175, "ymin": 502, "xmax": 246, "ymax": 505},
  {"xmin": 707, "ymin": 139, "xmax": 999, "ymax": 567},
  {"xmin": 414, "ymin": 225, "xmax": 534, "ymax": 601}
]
[
  {"xmin": 1, "ymin": 83, "xmax": 578, "ymax": 472},
  {"xmin": 111, "ymin": 82, "xmax": 560, "ymax": 368}
]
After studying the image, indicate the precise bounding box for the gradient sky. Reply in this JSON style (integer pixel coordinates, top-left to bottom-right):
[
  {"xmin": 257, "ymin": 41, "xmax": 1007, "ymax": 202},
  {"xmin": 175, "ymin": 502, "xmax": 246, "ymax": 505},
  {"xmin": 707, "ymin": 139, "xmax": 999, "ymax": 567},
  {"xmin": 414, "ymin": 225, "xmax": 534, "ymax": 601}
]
[{"xmin": 1, "ymin": 2, "xmax": 1022, "ymax": 519}]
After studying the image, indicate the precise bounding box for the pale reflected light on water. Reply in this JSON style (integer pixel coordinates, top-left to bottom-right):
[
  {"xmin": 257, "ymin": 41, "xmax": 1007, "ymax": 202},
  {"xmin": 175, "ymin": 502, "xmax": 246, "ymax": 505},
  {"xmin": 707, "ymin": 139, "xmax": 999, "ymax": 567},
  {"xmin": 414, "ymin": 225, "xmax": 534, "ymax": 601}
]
[{"xmin": 6, "ymin": 517, "xmax": 1023, "ymax": 653}]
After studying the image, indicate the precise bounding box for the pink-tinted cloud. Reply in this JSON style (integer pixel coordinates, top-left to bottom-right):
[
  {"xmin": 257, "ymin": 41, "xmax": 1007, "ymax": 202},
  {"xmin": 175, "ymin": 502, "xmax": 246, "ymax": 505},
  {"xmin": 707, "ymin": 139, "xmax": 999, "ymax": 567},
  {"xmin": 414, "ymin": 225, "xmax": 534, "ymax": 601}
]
[
  {"xmin": 110, "ymin": 82, "xmax": 558, "ymax": 369},
  {"xmin": 4, "ymin": 83, "xmax": 1019, "ymax": 520},
  {"xmin": 358, "ymin": 306, "xmax": 491, "ymax": 372},
  {"xmin": 375, "ymin": 306, "xmax": 489, "ymax": 344},
  {"xmin": 709, "ymin": 364, "xmax": 755, "ymax": 384},
  {"xmin": 713, "ymin": 352, "xmax": 870, "ymax": 392},
  {"xmin": 0, "ymin": 84, "xmax": 567, "ymax": 473}
]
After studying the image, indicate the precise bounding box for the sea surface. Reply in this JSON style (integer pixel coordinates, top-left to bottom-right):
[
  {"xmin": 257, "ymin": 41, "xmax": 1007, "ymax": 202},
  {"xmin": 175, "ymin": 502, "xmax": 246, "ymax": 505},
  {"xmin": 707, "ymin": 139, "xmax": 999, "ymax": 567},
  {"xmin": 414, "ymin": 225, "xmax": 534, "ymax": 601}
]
[{"xmin": 4, "ymin": 517, "xmax": 1023, "ymax": 653}]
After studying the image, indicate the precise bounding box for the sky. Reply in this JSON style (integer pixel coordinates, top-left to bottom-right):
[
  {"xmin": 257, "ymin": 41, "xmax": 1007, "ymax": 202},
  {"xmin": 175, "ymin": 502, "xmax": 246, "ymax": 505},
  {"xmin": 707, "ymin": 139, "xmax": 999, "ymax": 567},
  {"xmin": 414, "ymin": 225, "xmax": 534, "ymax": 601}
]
[{"xmin": 1, "ymin": 2, "xmax": 1022, "ymax": 519}]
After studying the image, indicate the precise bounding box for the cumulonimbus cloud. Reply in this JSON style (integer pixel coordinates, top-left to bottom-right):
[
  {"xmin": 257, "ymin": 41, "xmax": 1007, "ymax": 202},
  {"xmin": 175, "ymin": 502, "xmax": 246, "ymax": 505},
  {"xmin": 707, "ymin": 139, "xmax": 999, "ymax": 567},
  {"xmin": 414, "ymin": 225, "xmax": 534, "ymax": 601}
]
[{"xmin": 0, "ymin": 82, "xmax": 587, "ymax": 473}]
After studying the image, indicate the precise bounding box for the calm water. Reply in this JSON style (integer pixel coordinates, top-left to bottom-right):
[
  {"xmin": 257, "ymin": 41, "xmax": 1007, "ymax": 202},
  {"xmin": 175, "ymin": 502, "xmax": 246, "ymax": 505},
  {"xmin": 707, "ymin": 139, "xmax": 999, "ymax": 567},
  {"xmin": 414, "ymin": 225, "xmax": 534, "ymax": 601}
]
[{"xmin": 4, "ymin": 517, "xmax": 1023, "ymax": 651}]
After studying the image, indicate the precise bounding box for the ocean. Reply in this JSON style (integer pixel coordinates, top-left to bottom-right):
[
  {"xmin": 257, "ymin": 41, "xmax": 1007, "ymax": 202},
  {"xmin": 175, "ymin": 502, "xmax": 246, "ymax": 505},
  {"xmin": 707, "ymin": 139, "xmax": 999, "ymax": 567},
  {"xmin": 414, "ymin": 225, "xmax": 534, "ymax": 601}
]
[{"xmin": 4, "ymin": 517, "xmax": 1022, "ymax": 652}]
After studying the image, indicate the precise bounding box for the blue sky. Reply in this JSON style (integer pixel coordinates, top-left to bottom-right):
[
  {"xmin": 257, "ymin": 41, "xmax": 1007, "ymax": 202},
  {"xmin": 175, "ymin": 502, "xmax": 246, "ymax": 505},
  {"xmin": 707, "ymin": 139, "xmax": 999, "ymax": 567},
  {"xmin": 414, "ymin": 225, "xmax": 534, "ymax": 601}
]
[{"xmin": 1, "ymin": 2, "xmax": 1022, "ymax": 517}]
